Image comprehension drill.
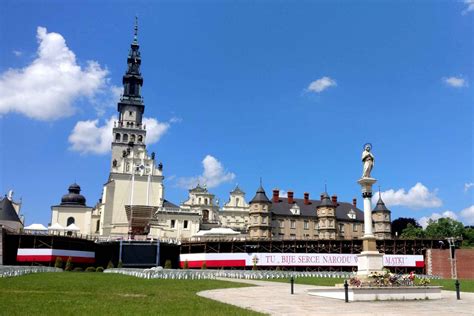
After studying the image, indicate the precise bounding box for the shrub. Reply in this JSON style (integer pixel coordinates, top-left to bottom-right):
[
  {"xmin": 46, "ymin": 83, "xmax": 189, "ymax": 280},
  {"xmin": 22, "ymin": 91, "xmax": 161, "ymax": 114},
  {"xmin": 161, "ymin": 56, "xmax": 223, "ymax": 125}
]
[
  {"xmin": 54, "ymin": 257, "xmax": 63, "ymax": 269},
  {"xmin": 65, "ymin": 257, "xmax": 73, "ymax": 271},
  {"xmin": 96, "ymin": 266, "xmax": 104, "ymax": 272},
  {"xmin": 107, "ymin": 260, "xmax": 114, "ymax": 269},
  {"xmin": 164, "ymin": 259, "xmax": 172, "ymax": 269},
  {"xmin": 85, "ymin": 267, "xmax": 96, "ymax": 272},
  {"xmin": 201, "ymin": 261, "xmax": 207, "ymax": 270},
  {"xmin": 183, "ymin": 260, "xmax": 189, "ymax": 269},
  {"xmin": 73, "ymin": 267, "xmax": 83, "ymax": 272},
  {"xmin": 117, "ymin": 260, "xmax": 123, "ymax": 268}
]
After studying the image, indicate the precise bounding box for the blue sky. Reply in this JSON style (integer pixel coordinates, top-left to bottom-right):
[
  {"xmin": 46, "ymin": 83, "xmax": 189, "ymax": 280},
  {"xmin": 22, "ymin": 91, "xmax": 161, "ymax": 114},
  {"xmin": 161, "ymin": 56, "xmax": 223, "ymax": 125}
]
[{"xmin": 0, "ymin": 0, "xmax": 472, "ymax": 227}]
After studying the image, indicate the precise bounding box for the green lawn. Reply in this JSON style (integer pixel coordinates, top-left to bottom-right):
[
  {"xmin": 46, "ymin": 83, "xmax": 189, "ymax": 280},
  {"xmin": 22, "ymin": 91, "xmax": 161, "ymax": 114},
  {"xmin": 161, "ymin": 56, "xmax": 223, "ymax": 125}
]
[
  {"xmin": 0, "ymin": 273, "xmax": 262, "ymax": 316},
  {"xmin": 273, "ymin": 277, "xmax": 474, "ymax": 292}
]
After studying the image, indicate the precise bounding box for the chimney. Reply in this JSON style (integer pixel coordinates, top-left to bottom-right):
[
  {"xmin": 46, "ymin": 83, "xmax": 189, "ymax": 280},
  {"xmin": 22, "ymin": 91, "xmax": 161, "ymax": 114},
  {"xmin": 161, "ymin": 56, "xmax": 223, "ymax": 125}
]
[
  {"xmin": 272, "ymin": 189, "xmax": 279, "ymax": 203},
  {"xmin": 352, "ymin": 198, "xmax": 357, "ymax": 208},
  {"xmin": 331, "ymin": 195, "xmax": 338, "ymax": 206},
  {"xmin": 304, "ymin": 192, "xmax": 310, "ymax": 205},
  {"xmin": 287, "ymin": 191, "xmax": 294, "ymax": 204}
]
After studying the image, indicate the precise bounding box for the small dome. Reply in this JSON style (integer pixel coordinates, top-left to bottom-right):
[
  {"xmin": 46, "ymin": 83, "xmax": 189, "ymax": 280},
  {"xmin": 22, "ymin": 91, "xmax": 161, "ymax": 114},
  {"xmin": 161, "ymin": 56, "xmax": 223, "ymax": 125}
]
[{"xmin": 60, "ymin": 183, "xmax": 86, "ymax": 206}]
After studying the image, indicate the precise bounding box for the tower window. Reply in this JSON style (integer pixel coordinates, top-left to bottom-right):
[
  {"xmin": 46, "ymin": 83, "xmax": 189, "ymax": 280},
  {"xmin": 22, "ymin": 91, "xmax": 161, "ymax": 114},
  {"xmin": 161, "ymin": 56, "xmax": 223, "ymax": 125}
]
[
  {"xmin": 67, "ymin": 217, "xmax": 75, "ymax": 226},
  {"xmin": 123, "ymin": 134, "xmax": 128, "ymax": 142},
  {"xmin": 170, "ymin": 220, "xmax": 176, "ymax": 228},
  {"xmin": 138, "ymin": 135, "xmax": 143, "ymax": 142},
  {"xmin": 131, "ymin": 134, "xmax": 136, "ymax": 142},
  {"xmin": 115, "ymin": 133, "xmax": 121, "ymax": 141},
  {"xmin": 129, "ymin": 111, "xmax": 133, "ymax": 116},
  {"xmin": 236, "ymin": 197, "xmax": 239, "ymax": 206},
  {"xmin": 183, "ymin": 220, "xmax": 188, "ymax": 229}
]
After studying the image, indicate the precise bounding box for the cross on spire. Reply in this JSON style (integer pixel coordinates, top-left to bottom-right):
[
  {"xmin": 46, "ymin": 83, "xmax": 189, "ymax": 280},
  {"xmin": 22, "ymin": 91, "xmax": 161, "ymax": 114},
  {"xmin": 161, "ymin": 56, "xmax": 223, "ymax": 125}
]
[{"xmin": 134, "ymin": 16, "xmax": 138, "ymax": 42}]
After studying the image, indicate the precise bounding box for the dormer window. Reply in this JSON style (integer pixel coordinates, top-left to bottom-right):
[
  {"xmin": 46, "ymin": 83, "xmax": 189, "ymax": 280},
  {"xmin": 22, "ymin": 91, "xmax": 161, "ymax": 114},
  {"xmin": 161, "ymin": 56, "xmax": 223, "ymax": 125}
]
[
  {"xmin": 290, "ymin": 204, "xmax": 300, "ymax": 215},
  {"xmin": 348, "ymin": 209, "xmax": 356, "ymax": 220}
]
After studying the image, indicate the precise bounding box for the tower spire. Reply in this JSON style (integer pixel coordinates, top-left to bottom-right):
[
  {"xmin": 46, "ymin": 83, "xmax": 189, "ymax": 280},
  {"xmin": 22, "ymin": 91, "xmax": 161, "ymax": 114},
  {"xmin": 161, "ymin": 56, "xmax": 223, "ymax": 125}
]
[{"xmin": 134, "ymin": 16, "xmax": 138, "ymax": 43}]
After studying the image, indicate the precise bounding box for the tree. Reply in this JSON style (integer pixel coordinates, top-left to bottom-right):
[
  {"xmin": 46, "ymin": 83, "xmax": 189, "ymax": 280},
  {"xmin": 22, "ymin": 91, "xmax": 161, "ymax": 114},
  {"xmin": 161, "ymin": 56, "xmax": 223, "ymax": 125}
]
[
  {"xmin": 107, "ymin": 260, "xmax": 114, "ymax": 269},
  {"xmin": 164, "ymin": 259, "xmax": 172, "ymax": 269},
  {"xmin": 65, "ymin": 257, "xmax": 73, "ymax": 271},
  {"xmin": 425, "ymin": 218, "xmax": 464, "ymax": 239},
  {"xmin": 392, "ymin": 218, "xmax": 421, "ymax": 237},
  {"xmin": 462, "ymin": 227, "xmax": 474, "ymax": 247},
  {"xmin": 54, "ymin": 257, "xmax": 63, "ymax": 269},
  {"xmin": 401, "ymin": 223, "xmax": 426, "ymax": 239}
]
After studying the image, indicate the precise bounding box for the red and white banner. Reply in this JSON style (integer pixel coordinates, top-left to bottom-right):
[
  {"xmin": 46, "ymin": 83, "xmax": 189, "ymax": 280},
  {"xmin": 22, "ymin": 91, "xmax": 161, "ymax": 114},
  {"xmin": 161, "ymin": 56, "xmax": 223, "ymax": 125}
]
[
  {"xmin": 180, "ymin": 252, "xmax": 424, "ymax": 268},
  {"xmin": 17, "ymin": 248, "xmax": 95, "ymax": 263}
]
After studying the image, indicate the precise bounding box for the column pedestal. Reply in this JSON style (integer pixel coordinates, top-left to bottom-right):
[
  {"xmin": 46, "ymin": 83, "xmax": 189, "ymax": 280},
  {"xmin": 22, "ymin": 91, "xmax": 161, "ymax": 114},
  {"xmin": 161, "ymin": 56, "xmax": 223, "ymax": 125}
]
[{"xmin": 357, "ymin": 238, "xmax": 384, "ymax": 277}]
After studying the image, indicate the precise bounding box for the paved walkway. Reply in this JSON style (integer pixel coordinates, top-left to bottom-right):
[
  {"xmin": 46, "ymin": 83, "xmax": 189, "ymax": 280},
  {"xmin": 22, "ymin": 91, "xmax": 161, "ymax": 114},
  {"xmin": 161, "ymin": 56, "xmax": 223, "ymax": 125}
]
[{"xmin": 198, "ymin": 278, "xmax": 474, "ymax": 316}]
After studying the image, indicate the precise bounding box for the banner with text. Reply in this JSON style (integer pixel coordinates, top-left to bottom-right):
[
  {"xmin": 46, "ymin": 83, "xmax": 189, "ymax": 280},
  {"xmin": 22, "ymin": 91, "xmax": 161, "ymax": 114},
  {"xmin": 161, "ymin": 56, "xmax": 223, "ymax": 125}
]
[{"xmin": 179, "ymin": 253, "xmax": 424, "ymax": 268}]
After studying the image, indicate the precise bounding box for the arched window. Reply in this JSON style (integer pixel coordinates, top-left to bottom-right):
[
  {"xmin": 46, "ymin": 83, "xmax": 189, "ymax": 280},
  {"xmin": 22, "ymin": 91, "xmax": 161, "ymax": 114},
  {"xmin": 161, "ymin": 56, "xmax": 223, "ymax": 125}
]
[
  {"xmin": 138, "ymin": 135, "xmax": 143, "ymax": 142},
  {"xmin": 198, "ymin": 197, "xmax": 201, "ymax": 204},
  {"xmin": 115, "ymin": 133, "xmax": 121, "ymax": 142},
  {"xmin": 67, "ymin": 217, "xmax": 75, "ymax": 226},
  {"xmin": 236, "ymin": 197, "xmax": 240, "ymax": 206},
  {"xmin": 131, "ymin": 134, "xmax": 136, "ymax": 142},
  {"xmin": 204, "ymin": 198, "xmax": 208, "ymax": 205},
  {"xmin": 96, "ymin": 220, "xmax": 100, "ymax": 233},
  {"xmin": 202, "ymin": 210, "xmax": 209, "ymax": 222},
  {"xmin": 123, "ymin": 134, "xmax": 129, "ymax": 142}
]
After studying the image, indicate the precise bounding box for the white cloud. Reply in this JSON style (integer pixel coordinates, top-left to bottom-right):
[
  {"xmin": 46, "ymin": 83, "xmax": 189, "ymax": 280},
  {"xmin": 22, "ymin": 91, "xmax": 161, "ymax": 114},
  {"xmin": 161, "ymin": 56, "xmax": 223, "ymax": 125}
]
[
  {"xmin": 443, "ymin": 76, "xmax": 468, "ymax": 88},
  {"xmin": 374, "ymin": 182, "xmax": 442, "ymax": 209},
  {"xmin": 0, "ymin": 27, "xmax": 108, "ymax": 121},
  {"xmin": 462, "ymin": 0, "xmax": 474, "ymax": 14},
  {"xmin": 418, "ymin": 211, "xmax": 458, "ymax": 229},
  {"xmin": 279, "ymin": 190, "xmax": 288, "ymax": 198},
  {"xmin": 68, "ymin": 116, "xmax": 115, "ymax": 154},
  {"xmin": 91, "ymin": 85, "xmax": 122, "ymax": 117},
  {"xmin": 169, "ymin": 117, "xmax": 183, "ymax": 123},
  {"xmin": 68, "ymin": 116, "xmax": 171, "ymax": 154},
  {"xmin": 142, "ymin": 117, "xmax": 170, "ymax": 144},
  {"xmin": 464, "ymin": 182, "xmax": 474, "ymax": 192},
  {"xmin": 460, "ymin": 205, "xmax": 474, "ymax": 225},
  {"xmin": 307, "ymin": 76, "xmax": 337, "ymax": 93},
  {"xmin": 176, "ymin": 155, "xmax": 236, "ymax": 189},
  {"xmin": 12, "ymin": 50, "xmax": 22, "ymax": 57}
]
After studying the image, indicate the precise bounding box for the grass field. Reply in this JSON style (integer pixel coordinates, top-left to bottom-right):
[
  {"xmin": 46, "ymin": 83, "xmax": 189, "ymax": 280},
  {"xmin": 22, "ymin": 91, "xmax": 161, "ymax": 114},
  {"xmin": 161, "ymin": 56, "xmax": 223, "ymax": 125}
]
[
  {"xmin": 0, "ymin": 273, "xmax": 262, "ymax": 316},
  {"xmin": 274, "ymin": 277, "xmax": 474, "ymax": 292}
]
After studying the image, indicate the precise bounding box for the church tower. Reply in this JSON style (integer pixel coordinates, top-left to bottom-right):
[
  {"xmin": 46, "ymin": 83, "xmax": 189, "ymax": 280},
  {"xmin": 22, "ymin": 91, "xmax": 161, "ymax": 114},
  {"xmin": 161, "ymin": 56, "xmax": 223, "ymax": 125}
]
[
  {"xmin": 316, "ymin": 192, "xmax": 336, "ymax": 239},
  {"xmin": 372, "ymin": 192, "xmax": 391, "ymax": 239},
  {"xmin": 111, "ymin": 19, "xmax": 147, "ymax": 168},
  {"xmin": 98, "ymin": 19, "xmax": 164, "ymax": 237},
  {"xmin": 248, "ymin": 183, "xmax": 272, "ymax": 239}
]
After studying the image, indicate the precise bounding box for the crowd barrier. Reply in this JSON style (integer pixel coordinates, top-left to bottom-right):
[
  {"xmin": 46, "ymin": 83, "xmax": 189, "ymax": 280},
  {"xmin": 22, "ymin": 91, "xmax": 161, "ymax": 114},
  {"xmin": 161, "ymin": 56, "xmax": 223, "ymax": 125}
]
[
  {"xmin": 105, "ymin": 268, "xmax": 441, "ymax": 281},
  {"xmin": 0, "ymin": 266, "xmax": 62, "ymax": 278}
]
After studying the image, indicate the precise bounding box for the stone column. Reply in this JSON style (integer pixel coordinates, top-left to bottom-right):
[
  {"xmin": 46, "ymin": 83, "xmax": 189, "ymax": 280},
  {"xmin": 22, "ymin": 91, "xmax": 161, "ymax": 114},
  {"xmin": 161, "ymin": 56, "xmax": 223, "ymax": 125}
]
[
  {"xmin": 356, "ymin": 177, "xmax": 383, "ymax": 277},
  {"xmin": 358, "ymin": 178, "xmax": 376, "ymax": 238}
]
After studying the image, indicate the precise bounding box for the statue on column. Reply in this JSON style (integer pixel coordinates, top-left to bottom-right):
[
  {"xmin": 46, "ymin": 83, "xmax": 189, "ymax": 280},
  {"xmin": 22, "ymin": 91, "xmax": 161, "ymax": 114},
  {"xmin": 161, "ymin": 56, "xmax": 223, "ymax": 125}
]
[{"xmin": 361, "ymin": 143, "xmax": 375, "ymax": 178}]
